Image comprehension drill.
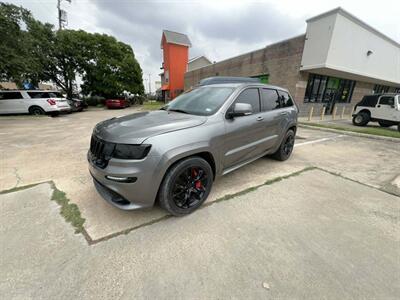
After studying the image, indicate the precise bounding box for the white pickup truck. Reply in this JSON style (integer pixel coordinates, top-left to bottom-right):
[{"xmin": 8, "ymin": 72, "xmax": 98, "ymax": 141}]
[{"xmin": 352, "ymin": 93, "xmax": 400, "ymax": 132}]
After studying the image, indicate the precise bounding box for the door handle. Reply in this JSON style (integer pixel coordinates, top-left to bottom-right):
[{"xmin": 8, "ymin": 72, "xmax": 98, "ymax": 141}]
[
  {"xmin": 280, "ymin": 111, "xmax": 288, "ymax": 115},
  {"xmin": 256, "ymin": 116, "xmax": 264, "ymax": 121}
]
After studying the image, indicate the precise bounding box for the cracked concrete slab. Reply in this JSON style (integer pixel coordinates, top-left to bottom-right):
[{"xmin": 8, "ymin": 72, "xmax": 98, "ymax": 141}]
[{"xmin": 1, "ymin": 169, "xmax": 399, "ymax": 299}]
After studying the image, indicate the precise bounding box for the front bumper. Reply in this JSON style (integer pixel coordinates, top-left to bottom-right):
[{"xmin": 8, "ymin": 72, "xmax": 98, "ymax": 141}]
[{"xmin": 88, "ymin": 152, "xmax": 162, "ymax": 210}]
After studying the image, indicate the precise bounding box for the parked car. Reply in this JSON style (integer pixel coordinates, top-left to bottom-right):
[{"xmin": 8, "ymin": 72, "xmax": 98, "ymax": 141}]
[
  {"xmin": 0, "ymin": 90, "xmax": 71, "ymax": 116},
  {"xmin": 352, "ymin": 93, "xmax": 400, "ymax": 131},
  {"xmin": 105, "ymin": 98, "xmax": 130, "ymax": 109},
  {"xmin": 67, "ymin": 98, "xmax": 86, "ymax": 112},
  {"xmin": 89, "ymin": 81, "xmax": 298, "ymax": 216}
]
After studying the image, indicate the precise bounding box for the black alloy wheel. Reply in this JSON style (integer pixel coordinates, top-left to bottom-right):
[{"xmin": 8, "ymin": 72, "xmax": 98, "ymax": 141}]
[
  {"xmin": 171, "ymin": 166, "xmax": 208, "ymax": 209},
  {"xmin": 158, "ymin": 157, "xmax": 213, "ymax": 216},
  {"xmin": 271, "ymin": 129, "xmax": 295, "ymax": 161},
  {"xmin": 282, "ymin": 134, "xmax": 295, "ymax": 157}
]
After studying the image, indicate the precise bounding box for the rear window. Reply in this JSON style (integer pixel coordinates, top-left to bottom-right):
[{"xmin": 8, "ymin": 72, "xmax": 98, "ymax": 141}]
[
  {"xmin": 0, "ymin": 92, "xmax": 23, "ymax": 100},
  {"xmin": 48, "ymin": 92, "xmax": 63, "ymax": 98},
  {"xmin": 359, "ymin": 95, "xmax": 378, "ymax": 107},
  {"xmin": 28, "ymin": 91, "xmax": 63, "ymax": 99},
  {"xmin": 278, "ymin": 91, "xmax": 294, "ymax": 107}
]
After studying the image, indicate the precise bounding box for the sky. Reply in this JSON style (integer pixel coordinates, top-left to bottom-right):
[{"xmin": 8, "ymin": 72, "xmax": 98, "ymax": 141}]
[{"xmin": 6, "ymin": 0, "xmax": 400, "ymax": 92}]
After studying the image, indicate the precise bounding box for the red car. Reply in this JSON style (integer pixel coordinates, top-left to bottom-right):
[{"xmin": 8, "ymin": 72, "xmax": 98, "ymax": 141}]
[{"xmin": 105, "ymin": 98, "xmax": 130, "ymax": 109}]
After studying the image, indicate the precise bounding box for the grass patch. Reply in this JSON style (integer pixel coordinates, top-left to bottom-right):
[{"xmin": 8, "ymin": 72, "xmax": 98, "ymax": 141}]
[
  {"xmin": 142, "ymin": 101, "xmax": 164, "ymax": 111},
  {"xmin": 50, "ymin": 183, "xmax": 85, "ymax": 234},
  {"xmin": 300, "ymin": 122, "xmax": 400, "ymax": 139},
  {"xmin": 211, "ymin": 166, "xmax": 316, "ymax": 204}
]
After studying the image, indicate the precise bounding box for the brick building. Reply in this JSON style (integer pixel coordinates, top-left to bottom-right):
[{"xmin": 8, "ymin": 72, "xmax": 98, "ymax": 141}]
[{"xmin": 184, "ymin": 7, "xmax": 400, "ymax": 115}]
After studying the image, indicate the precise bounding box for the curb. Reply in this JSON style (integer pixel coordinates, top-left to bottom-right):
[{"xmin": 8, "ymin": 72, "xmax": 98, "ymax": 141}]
[{"xmin": 299, "ymin": 124, "xmax": 400, "ymax": 143}]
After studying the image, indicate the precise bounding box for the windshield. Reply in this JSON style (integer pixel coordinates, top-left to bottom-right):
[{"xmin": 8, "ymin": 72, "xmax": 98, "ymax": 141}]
[{"xmin": 164, "ymin": 86, "xmax": 234, "ymax": 116}]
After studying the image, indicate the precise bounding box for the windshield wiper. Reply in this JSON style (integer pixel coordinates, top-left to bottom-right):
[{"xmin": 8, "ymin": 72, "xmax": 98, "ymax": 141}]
[{"xmin": 167, "ymin": 108, "xmax": 190, "ymax": 114}]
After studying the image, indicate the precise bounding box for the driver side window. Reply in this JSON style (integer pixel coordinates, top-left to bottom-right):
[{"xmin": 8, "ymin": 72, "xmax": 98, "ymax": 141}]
[{"xmin": 234, "ymin": 88, "xmax": 260, "ymax": 113}]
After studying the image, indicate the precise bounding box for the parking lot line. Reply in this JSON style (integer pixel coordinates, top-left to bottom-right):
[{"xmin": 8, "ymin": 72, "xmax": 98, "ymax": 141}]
[{"xmin": 295, "ymin": 134, "xmax": 345, "ymax": 147}]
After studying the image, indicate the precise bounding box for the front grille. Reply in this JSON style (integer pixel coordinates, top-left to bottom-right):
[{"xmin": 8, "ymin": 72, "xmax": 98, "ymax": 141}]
[{"xmin": 89, "ymin": 135, "xmax": 115, "ymax": 169}]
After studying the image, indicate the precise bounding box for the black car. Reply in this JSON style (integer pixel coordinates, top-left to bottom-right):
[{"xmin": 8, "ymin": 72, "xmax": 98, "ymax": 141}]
[{"xmin": 67, "ymin": 98, "xmax": 87, "ymax": 112}]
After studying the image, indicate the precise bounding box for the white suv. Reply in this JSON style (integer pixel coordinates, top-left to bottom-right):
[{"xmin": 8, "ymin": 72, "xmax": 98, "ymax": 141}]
[
  {"xmin": 352, "ymin": 93, "xmax": 400, "ymax": 132},
  {"xmin": 0, "ymin": 90, "xmax": 71, "ymax": 116}
]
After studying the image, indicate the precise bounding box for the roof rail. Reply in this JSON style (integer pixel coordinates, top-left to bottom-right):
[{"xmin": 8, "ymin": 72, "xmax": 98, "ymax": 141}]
[{"xmin": 198, "ymin": 76, "xmax": 260, "ymax": 86}]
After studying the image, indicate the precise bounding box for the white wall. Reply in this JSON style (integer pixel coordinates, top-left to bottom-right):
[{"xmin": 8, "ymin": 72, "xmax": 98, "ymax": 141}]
[
  {"xmin": 301, "ymin": 9, "xmax": 400, "ymax": 86},
  {"xmin": 300, "ymin": 13, "xmax": 336, "ymax": 69}
]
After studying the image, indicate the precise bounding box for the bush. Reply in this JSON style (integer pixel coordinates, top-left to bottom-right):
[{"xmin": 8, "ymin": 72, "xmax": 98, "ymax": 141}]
[{"xmin": 129, "ymin": 95, "xmax": 146, "ymax": 105}]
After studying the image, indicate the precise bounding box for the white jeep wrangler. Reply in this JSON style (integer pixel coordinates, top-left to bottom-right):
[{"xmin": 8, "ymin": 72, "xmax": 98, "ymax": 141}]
[{"xmin": 352, "ymin": 93, "xmax": 400, "ymax": 132}]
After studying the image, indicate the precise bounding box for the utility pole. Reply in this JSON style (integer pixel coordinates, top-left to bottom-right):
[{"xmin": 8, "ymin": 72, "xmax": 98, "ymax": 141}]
[
  {"xmin": 148, "ymin": 73, "xmax": 151, "ymax": 95},
  {"xmin": 57, "ymin": 0, "xmax": 62, "ymax": 30},
  {"xmin": 57, "ymin": 0, "xmax": 71, "ymax": 30}
]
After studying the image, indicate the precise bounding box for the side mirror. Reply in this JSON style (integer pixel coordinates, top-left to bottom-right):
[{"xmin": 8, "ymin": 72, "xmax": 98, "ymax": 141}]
[{"xmin": 227, "ymin": 103, "xmax": 253, "ymax": 118}]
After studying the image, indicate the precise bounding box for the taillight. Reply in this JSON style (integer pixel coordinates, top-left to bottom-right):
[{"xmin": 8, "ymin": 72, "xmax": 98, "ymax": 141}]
[{"xmin": 47, "ymin": 99, "xmax": 56, "ymax": 105}]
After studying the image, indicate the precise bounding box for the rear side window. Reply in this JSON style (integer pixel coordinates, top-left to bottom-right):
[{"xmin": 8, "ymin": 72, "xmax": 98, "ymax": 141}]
[
  {"xmin": 379, "ymin": 96, "xmax": 394, "ymax": 106},
  {"xmin": 235, "ymin": 88, "xmax": 260, "ymax": 113},
  {"xmin": 278, "ymin": 91, "xmax": 294, "ymax": 107},
  {"xmin": 28, "ymin": 92, "xmax": 49, "ymax": 99},
  {"xmin": 260, "ymin": 89, "xmax": 280, "ymax": 111},
  {"xmin": 48, "ymin": 92, "xmax": 63, "ymax": 98},
  {"xmin": 0, "ymin": 92, "xmax": 23, "ymax": 100}
]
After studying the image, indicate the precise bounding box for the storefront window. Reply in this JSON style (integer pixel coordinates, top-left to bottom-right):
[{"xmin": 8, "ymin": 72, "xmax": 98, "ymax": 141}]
[
  {"xmin": 304, "ymin": 74, "xmax": 355, "ymax": 103},
  {"xmin": 373, "ymin": 84, "xmax": 389, "ymax": 93}
]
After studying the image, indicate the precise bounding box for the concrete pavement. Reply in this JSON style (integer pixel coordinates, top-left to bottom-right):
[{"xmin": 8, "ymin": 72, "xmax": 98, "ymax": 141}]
[
  {"xmin": 0, "ymin": 108, "xmax": 399, "ymax": 242},
  {"xmin": 1, "ymin": 169, "xmax": 399, "ymax": 299}
]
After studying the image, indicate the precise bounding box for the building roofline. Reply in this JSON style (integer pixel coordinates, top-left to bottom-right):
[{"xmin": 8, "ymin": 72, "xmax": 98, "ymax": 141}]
[
  {"xmin": 306, "ymin": 7, "xmax": 400, "ymax": 48},
  {"xmin": 161, "ymin": 29, "xmax": 192, "ymax": 48},
  {"xmin": 202, "ymin": 34, "xmax": 305, "ymax": 68},
  {"xmin": 188, "ymin": 55, "xmax": 212, "ymax": 64}
]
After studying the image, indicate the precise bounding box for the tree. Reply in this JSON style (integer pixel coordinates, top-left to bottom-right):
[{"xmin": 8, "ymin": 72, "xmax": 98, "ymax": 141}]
[
  {"xmin": 0, "ymin": 3, "xmax": 53, "ymax": 86},
  {"xmin": 80, "ymin": 33, "xmax": 144, "ymax": 98},
  {"xmin": 0, "ymin": 3, "xmax": 144, "ymax": 98}
]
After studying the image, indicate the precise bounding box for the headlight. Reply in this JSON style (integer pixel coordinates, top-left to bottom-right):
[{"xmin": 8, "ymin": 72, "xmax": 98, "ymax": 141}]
[{"xmin": 113, "ymin": 144, "xmax": 151, "ymax": 160}]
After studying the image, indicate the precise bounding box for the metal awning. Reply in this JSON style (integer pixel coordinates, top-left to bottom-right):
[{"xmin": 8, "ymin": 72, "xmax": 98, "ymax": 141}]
[{"xmin": 161, "ymin": 84, "xmax": 169, "ymax": 91}]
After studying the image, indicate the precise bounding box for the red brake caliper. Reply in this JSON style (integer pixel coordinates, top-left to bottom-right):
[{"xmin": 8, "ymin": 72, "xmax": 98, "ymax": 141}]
[{"xmin": 192, "ymin": 168, "xmax": 203, "ymax": 189}]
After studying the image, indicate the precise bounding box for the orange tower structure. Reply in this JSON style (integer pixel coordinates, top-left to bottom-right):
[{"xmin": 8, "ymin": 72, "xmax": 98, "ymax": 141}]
[{"xmin": 160, "ymin": 30, "xmax": 191, "ymax": 101}]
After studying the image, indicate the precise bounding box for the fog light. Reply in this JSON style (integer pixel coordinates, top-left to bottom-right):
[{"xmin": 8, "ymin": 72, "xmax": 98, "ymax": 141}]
[{"xmin": 105, "ymin": 175, "xmax": 137, "ymax": 183}]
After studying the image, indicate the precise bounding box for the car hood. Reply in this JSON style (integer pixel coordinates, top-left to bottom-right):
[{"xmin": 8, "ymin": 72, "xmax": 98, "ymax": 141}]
[{"xmin": 94, "ymin": 110, "xmax": 207, "ymax": 144}]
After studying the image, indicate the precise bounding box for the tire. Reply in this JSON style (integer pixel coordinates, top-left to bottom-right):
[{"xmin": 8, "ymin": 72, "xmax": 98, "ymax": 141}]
[
  {"xmin": 378, "ymin": 121, "xmax": 394, "ymax": 128},
  {"xmin": 29, "ymin": 106, "xmax": 45, "ymax": 116},
  {"xmin": 158, "ymin": 157, "xmax": 213, "ymax": 216},
  {"xmin": 352, "ymin": 112, "xmax": 370, "ymax": 126},
  {"xmin": 271, "ymin": 130, "xmax": 295, "ymax": 161}
]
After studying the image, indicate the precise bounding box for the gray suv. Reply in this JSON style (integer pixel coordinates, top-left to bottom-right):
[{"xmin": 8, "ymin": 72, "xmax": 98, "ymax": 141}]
[{"xmin": 88, "ymin": 82, "xmax": 298, "ymax": 216}]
